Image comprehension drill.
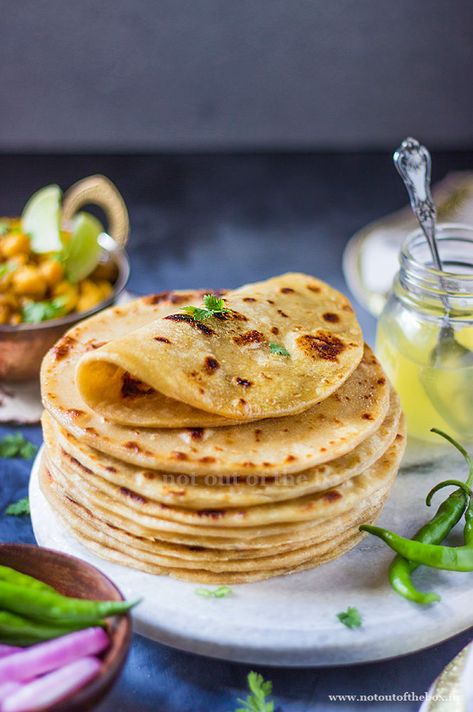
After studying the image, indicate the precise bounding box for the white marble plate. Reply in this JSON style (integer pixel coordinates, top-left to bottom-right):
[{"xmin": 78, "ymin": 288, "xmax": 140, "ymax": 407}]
[{"xmin": 29, "ymin": 445, "xmax": 473, "ymax": 666}]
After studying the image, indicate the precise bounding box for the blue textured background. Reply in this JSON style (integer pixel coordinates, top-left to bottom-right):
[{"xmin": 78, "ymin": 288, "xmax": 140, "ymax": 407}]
[{"xmin": 1, "ymin": 153, "xmax": 473, "ymax": 711}]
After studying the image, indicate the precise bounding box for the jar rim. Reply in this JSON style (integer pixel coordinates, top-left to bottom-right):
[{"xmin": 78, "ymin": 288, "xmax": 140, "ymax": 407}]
[
  {"xmin": 401, "ymin": 223, "xmax": 473, "ymax": 281},
  {"xmin": 399, "ymin": 223, "xmax": 473, "ymax": 301}
]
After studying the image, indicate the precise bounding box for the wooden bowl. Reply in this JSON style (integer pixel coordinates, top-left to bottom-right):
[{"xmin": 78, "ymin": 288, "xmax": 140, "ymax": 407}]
[{"xmin": 0, "ymin": 543, "xmax": 132, "ymax": 711}]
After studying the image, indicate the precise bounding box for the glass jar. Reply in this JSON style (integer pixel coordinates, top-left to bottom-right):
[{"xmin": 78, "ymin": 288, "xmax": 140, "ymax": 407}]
[{"xmin": 376, "ymin": 223, "xmax": 473, "ymax": 443}]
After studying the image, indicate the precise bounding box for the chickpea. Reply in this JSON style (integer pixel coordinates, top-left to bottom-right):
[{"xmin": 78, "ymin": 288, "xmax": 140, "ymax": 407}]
[
  {"xmin": 0, "ymin": 305, "xmax": 10, "ymax": 324},
  {"xmin": 39, "ymin": 259, "xmax": 64, "ymax": 288},
  {"xmin": 0, "ymin": 271, "xmax": 13, "ymax": 293},
  {"xmin": 12, "ymin": 265, "xmax": 47, "ymax": 299},
  {"xmin": 76, "ymin": 279, "xmax": 104, "ymax": 312},
  {"xmin": 95, "ymin": 279, "xmax": 113, "ymax": 299},
  {"xmin": 1, "ymin": 232, "xmax": 30, "ymax": 259},
  {"xmin": 53, "ymin": 281, "xmax": 78, "ymax": 313},
  {"xmin": 9, "ymin": 312, "xmax": 21, "ymax": 326},
  {"xmin": 9, "ymin": 254, "xmax": 28, "ymax": 267},
  {"xmin": 0, "ymin": 293, "xmax": 19, "ymax": 310},
  {"xmin": 79, "ymin": 279, "xmax": 99, "ymax": 295}
]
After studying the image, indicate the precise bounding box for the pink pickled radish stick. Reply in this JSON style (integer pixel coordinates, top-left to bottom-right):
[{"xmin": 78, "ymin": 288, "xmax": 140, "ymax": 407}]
[
  {"xmin": 0, "ymin": 649, "xmax": 20, "ymax": 661},
  {"xmin": 0, "ymin": 628, "xmax": 108, "ymax": 684},
  {"xmin": 0, "ymin": 684, "xmax": 22, "ymax": 703},
  {"xmin": 1, "ymin": 657, "xmax": 101, "ymax": 712}
]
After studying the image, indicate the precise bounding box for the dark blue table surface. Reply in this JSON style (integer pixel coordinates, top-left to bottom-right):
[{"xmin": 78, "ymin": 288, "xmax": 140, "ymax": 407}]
[{"xmin": 1, "ymin": 152, "xmax": 473, "ymax": 711}]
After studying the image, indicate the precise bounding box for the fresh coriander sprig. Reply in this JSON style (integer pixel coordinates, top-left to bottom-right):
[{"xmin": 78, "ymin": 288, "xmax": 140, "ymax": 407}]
[
  {"xmin": 0, "ymin": 433, "xmax": 38, "ymax": 459},
  {"xmin": 5, "ymin": 497, "xmax": 30, "ymax": 516},
  {"xmin": 236, "ymin": 672, "xmax": 274, "ymax": 712},
  {"xmin": 269, "ymin": 342, "xmax": 290, "ymax": 357},
  {"xmin": 181, "ymin": 294, "xmax": 229, "ymax": 322},
  {"xmin": 195, "ymin": 586, "xmax": 232, "ymax": 598},
  {"xmin": 336, "ymin": 606, "xmax": 362, "ymax": 629},
  {"xmin": 21, "ymin": 296, "xmax": 68, "ymax": 324}
]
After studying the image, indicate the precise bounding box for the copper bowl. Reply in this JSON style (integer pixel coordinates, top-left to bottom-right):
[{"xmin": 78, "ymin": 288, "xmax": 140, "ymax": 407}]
[
  {"xmin": 0, "ymin": 542, "xmax": 132, "ymax": 712},
  {"xmin": 0, "ymin": 175, "xmax": 130, "ymax": 382},
  {"xmin": 0, "ymin": 244, "xmax": 129, "ymax": 381}
]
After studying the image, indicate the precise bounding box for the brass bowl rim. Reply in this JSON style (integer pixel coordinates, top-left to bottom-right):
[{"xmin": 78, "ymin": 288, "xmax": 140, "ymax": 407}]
[{"xmin": 0, "ymin": 247, "xmax": 130, "ymax": 333}]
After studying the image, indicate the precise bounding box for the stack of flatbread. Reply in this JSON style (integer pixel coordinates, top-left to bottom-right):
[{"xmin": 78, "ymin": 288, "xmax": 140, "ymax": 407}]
[{"xmin": 39, "ymin": 273, "xmax": 405, "ymax": 583}]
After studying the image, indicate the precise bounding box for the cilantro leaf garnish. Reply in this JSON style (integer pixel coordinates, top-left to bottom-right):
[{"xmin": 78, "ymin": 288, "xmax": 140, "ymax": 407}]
[
  {"xmin": 236, "ymin": 672, "xmax": 274, "ymax": 712},
  {"xmin": 195, "ymin": 585, "xmax": 232, "ymax": 598},
  {"xmin": 181, "ymin": 294, "xmax": 229, "ymax": 321},
  {"xmin": 181, "ymin": 306, "xmax": 214, "ymax": 321},
  {"xmin": 269, "ymin": 342, "xmax": 290, "ymax": 357},
  {"xmin": 21, "ymin": 296, "xmax": 68, "ymax": 324},
  {"xmin": 0, "ymin": 223, "xmax": 9, "ymax": 236},
  {"xmin": 337, "ymin": 606, "xmax": 362, "ymax": 629},
  {"xmin": 5, "ymin": 497, "xmax": 30, "ymax": 516},
  {"xmin": 0, "ymin": 433, "xmax": 38, "ymax": 459}
]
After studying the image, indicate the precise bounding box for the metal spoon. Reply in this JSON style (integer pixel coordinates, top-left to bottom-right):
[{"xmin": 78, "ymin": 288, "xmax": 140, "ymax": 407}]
[
  {"xmin": 393, "ymin": 137, "xmax": 473, "ymax": 368},
  {"xmin": 394, "ymin": 137, "xmax": 473, "ymax": 437}
]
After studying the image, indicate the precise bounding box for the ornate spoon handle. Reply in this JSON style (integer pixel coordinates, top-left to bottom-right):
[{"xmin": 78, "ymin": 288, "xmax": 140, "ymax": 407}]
[{"xmin": 393, "ymin": 137, "xmax": 443, "ymax": 272}]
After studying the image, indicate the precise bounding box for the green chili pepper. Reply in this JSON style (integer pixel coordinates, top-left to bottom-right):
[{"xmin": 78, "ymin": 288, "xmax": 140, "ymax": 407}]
[
  {"xmin": 0, "ymin": 582, "xmax": 139, "ymax": 625},
  {"xmin": 388, "ymin": 484, "xmax": 468, "ymax": 604},
  {"xmin": 425, "ymin": 480, "xmax": 472, "ymax": 506},
  {"xmin": 362, "ymin": 523, "xmax": 473, "ymax": 571},
  {"xmin": 363, "ymin": 429, "xmax": 473, "ymax": 603},
  {"xmin": 0, "ymin": 565, "xmax": 56, "ymax": 594},
  {"xmin": 0, "ymin": 611, "xmax": 87, "ymax": 647}
]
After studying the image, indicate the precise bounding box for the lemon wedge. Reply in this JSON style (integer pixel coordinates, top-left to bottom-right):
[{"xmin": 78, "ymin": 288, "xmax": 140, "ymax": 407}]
[
  {"xmin": 64, "ymin": 211, "xmax": 103, "ymax": 283},
  {"xmin": 21, "ymin": 185, "xmax": 62, "ymax": 253}
]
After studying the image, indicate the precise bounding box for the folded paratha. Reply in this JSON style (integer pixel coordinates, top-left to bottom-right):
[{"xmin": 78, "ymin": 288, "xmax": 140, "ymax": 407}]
[
  {"xmin": 42, "ymin": 290, "xmax": 242, "ymax": 429},
  {"xmin": 74, "ymin": 274, "xmax": 363, "ymax": 423}
]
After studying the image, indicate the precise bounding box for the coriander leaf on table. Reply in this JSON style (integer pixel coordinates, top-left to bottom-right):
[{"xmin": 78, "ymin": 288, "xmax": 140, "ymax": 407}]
[
  {"xmin": 236, "ymin": 672, "xmax": 274, "ymax": 712},
  {"xmin": 21, "ymin": 296, "xmax": 67, "ymax": 324},
  {"xmin": 337, "ymin": 606, "xmax": 362, "ymax": 629},
  {"xmin": 0, "ymin": 433, "xmax": 38, "ymax": 459},
  {"xmin": 5, "ymin": 497, "xmax": 30, "ymax": 516},
  {"xmin": 181, "ymin": 294, "xmax": 229, "ymax": 322},
  {"xmin": 195, "ymin": 586, "xmax": 232, "ymax": 598},
  {"xmin": 269, "ymin": 342, "xmax": 290, "ymax": 357}
]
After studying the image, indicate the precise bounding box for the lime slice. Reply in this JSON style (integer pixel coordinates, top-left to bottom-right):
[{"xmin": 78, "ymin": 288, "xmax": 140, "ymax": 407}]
[
  {"xmin": 21, "ymin": 185, "xmax": 62, "ymax": 253},
  {"xmin": 64, "ymin": 211, "xmax": 103, "ymax": 283}
]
